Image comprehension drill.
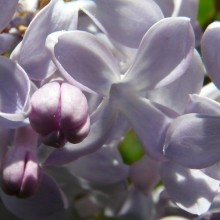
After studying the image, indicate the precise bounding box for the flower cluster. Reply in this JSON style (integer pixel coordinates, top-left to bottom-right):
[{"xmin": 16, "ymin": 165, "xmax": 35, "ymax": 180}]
[{"xmin": 1, "ymin": 0, "xmax": 220, "ymax": 219}]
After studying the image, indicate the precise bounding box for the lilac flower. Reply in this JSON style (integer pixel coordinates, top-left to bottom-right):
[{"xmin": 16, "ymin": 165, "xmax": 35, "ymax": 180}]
[
  {"xmin": 163, "ymin": 21, "xmax": 220, "ymax": 170},
  {"xmin": 29, "ymin": 81, "xmax": 90, "ymax": 147},
  {"xmin": 1, "ymin": 125, "xmax": 39, "ymax": 198},
  {"xmin": 44, "ymin": 16, "xmax": 195, "ymax": 165},
  {"xmin": 0, "ymin": 125, "xmax": 67, "ymax": 219},
  {"xmin": 42, "ymin": 14, "xmax": 217, "ymax": 215},
  {"xmin": 157, "ymin": 26, "xmax": 220, "ymax": 213},
  {"xmin": 0, "ymin": 25, "xmax": 89, "ymax": 220},
  {"xmin": 12, "ymin": 0, "xmax": 166, "ymax": 82},
  {"xmin": 0, "ymin": 1, "xmax": 217, "ymax": 219},
  {"xmin": 0, "ymin": 172, "xmax": 67, "ymax": 220},
  {"xmin": 147, "ymin": 24, "xmax": 220, "ymax": 213},
  {"xmin": 13, "ymin": 0, "xmax": 96, "ymax": 80}
]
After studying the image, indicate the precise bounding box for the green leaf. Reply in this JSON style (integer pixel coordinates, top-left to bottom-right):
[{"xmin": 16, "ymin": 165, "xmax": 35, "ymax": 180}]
[{"xmin": 198, "ymin": 0, "xmax": 215, "ymax": 28}]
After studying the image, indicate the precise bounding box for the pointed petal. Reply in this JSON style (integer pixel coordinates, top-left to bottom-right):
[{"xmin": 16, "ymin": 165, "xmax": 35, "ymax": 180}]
[
  {"xmin": 47, "ymin": 30, "xmax": 120, "ymax": 96},
  {"xmin": 0, "ymin": 56, "xmax": 30, "ymax": 128},
  {"xmin": 0, "ymin": 0, "xmax": 18, "ymax": 32},
  {"xmin": 44, "ymin": 101, "xmax": 118, "ymax": 166},
  {"xmin": 0, "ymin": 172, "xmax": 65, "ymax": 220},
  {"xmin": 67, "ymin": 145, "xmax": 129, "ymax": 185},
  {"xmin": 201, "ymin": 21, "xmax": 220, "ymax": 89},
  {"xmin": 164, "ymin": 114, "xmax": 220, "ymax": 168},
  {"xmin": 90, "ymin": 0, "xmax": 164, "ymax": 48},
  {"xmin": 161, "ymin": 162, "xmax": 219, "ymax": 215},
  {"xmin": 124, "ymin": 17, "xmax": 195, "ymax": 92},
  {"xmin": 146, "ymin": 50, "xmax": 204, "ymax": 114},
  {"xmin": 114, "ymin": 91, "xmax": 177, "ymax": 160},
  {"xmin": 17, "ymin": 0, "xmax": 79, "ymax": 80},
  {"xmin": 185, "ymin": 94, "xmax": 220, "ymax": 115}
]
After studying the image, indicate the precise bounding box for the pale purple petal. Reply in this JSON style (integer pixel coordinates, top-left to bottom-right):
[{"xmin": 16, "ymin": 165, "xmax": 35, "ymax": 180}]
[
  {"xmin": 44, "ymin": 101, "xmax": 118, "ymax": 166},
  {"xmin": 201, "ymin": 21, "xmax": 220, "ymax": 89},
  {"xmin": 160, "ymin": 161, "xmax": 219, "ymax": 215},
  {"xmin": 47, "ymin": 30, "xmax": 120, "ymax": 96},
  {"xmin": 146, "ymin": 50, "xmax": 204, "ymax": 114},
  {"xmin": 0, "ymin": 33, "xmax": 21, "ymax": 54},
  {"xmin": 129, "ymin": 155, "xmax": 160, "ymax": 194},
  {"xmin": 115, "ymin": 94, "xmax": 178, "ymax": 161},
  {"xmin": 156, "ymin": 0, "xmax": 201, "ymax": 45},
  {"xmin": 104, "ymin": 112, "xmax": 131, "ymax": 145},
  {"xmin": 0, "ymin": 56, "xmax": 30, "ymax": 128},
  {"xmin": 0, "ymin": 172, "xmax": 66, "ymax": 220},
  {"xmin": 90, "ymin": 0, "xmax": 164, "ymax": 48},
  {"xmin": 124, "ymin": 17, "xmax": 195, "ymax": 92},
  {"xmin": 16, "ymin": 0, "xmax": 85, "ymax": 80},
  {"xmin": 0, "ymin": 0, "xmax": 18, "ymax": 32},
  {"xmin": 164, "ymin": 114, "xmax": 220, "ymax": 168},
  {"xmin": 67, "ymin": 145, "xmax": 129, "ymax": 185},
  {"xmin": 154, "ymin": 0, "xmax": 174, "ymax": 17},
  {"xmin": 184, "ymin": 94, "xmax": 220, "ymax": 115}
]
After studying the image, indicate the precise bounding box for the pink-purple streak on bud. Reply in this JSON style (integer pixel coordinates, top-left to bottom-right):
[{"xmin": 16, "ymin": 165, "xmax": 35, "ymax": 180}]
[
  {"xmin": 29, "ymin": 81, "xmax": 90, "ymax": 148},
  {"xmin": 1, "ymin": 125, "xmax": 40, "ymax": 198}
]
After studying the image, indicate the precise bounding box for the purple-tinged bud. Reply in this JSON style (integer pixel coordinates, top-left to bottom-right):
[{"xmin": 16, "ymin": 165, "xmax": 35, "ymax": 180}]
[
  {"xmin": 1, "ymin": 126, "xmax": 40, "ymax": 198},
  {"xmin": 29, "ymin": 82, "xmax": 90, "ymax": 147}
]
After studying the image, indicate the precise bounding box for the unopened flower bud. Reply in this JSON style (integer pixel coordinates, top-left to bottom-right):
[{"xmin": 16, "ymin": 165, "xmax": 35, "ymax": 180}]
[
  {"xmin": 1, "ymin": 126, "xmax": 40, "ymax": 198},
  {"xmin": 29, "ymin": 82, "xmax": 90, "ymax": 147}
]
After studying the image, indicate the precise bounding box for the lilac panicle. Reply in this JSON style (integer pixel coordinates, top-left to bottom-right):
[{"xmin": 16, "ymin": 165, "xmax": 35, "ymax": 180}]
[{"xmin": 29, "ymin": 81, "xmax": 90, "ymax": 147}]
